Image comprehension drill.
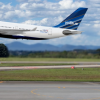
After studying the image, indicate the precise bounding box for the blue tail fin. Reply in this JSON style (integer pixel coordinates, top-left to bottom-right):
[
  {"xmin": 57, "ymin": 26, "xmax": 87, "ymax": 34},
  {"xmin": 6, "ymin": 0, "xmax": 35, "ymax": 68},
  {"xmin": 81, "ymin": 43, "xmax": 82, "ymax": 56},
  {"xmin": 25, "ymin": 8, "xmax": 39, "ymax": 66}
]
[{"xmin": 54, "ymin": 7, "xmax": 88, "ymax": 30}]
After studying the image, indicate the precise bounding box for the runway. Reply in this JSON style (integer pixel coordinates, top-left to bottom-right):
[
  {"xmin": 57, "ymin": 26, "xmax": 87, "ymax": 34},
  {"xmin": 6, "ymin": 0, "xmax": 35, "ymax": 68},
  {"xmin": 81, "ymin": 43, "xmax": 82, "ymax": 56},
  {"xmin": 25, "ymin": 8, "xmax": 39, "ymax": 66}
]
[
  {"xmin": 0, "ymin": 81, "xmax": 100, "ymax": 100},
  {"xmin": 0, "ymin": 65, "xmax": 100, "ymax": 70}
]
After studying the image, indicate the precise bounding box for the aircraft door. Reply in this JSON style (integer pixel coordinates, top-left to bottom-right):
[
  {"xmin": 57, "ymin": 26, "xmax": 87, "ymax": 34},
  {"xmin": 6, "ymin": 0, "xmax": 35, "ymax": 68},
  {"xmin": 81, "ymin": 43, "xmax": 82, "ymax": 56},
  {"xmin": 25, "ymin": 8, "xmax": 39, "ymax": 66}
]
[
  {"xmin": 48, "ymin": 28, "xmax": 52, "ymax": 35},
  {"xmin": 15, "ymin": 26, "xmax": 18, "ymax": 29}
]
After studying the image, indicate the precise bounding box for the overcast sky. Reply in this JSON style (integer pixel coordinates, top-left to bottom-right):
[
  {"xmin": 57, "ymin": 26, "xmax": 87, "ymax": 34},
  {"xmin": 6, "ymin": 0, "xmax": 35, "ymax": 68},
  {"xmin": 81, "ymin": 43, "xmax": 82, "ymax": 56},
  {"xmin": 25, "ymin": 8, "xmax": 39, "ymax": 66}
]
[{"xmin": 0, "ymin": 0, "xmax": 100, "ymax": 46}]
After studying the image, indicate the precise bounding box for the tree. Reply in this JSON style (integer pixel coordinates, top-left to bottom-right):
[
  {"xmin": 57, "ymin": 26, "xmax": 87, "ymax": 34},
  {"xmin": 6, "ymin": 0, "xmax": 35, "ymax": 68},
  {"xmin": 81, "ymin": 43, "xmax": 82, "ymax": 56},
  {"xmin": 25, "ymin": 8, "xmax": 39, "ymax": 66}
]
[
  {"xmin": 97, "ymin": 49, "xmax": 100, "ymax": 56},
  {"xmin": 0, "ymin": 44, "xmax": 9, "ymax": 57}
]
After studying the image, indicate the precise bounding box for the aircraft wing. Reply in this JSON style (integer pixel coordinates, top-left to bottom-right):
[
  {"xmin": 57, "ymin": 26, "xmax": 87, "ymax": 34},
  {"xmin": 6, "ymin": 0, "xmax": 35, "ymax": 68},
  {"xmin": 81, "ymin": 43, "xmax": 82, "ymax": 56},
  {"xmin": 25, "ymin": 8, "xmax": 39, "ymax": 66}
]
[{"xmin": 0, "ymin": 27, "xmax": 37, "ymax": 35}]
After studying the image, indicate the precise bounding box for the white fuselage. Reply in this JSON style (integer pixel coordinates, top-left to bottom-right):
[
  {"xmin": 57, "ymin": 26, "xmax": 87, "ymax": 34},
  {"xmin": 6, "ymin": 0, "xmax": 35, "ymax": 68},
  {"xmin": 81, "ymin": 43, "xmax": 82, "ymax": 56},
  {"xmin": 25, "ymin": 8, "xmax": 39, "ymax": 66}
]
[{"xmin": 0, "ymin": 21, "xmax": 81, "ymax": 40}]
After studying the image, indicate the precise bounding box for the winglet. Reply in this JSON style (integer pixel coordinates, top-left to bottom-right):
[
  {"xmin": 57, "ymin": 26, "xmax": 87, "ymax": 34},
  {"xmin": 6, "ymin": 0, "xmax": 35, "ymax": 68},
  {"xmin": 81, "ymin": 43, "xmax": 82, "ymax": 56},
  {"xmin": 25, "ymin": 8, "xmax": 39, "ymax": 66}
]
[{"xmin": 32, "ymin": 27, "xmax": 37, "ymax": 31}]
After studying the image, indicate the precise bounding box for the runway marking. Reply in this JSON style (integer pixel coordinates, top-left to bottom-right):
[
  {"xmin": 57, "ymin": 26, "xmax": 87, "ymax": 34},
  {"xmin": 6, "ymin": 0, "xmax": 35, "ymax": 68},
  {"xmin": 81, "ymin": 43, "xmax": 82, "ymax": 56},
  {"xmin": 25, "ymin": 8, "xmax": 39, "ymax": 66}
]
[
  {"xmin": 86, "ymin": 82, "xmax": 99, "ymax": 85},
  {"xmin": 57, "ymin": 86, "xmax": 80, "ymax": 89},
  {"xmin": 58, "ymin": 87, "xmax": 60, "ymax": 88},
  {"xmin": 57, "ymin": 97, "xmax": 63, "ymax": 99},
  {"xmin": 31, "ymin": 91, "xmax": 33, "ymax": 93},
  {"xmin": 49, "ymin": 96, "xmax": 53, "ymax": 98},
  {"xmin": 91, "ymin": 97, "xmax": 100, "ymax": 100},
  {"xmin": 42, "ymin": 95, "xmax": 46, "ymax": 97},
  {"xmin": 82, "ymin": 99, "xmax": 91, "ymax": 100},
  {"xmin": 31, "ymin": 89, "xmax": 38, "ymax": 95},
  {"xmin": 63, "ymin": 87, "xmax": 65, "ymax": 88},
  {"xmin": 31, "ymin": 88, "xmax": 64, "ymax": 99},
  {"xmin": 81, "ymin": 97, "xmax": 100, "ymax": 100},
  {"xmin": 57, "ymin": 87, "xmax": 100, "ymax": 100},
  {"xmin": 0, "ymin": 81, "xmax": 3, "ymax": 83},
  {"xmin": 31, "ymin": 87, "xmax": 100, "ymax": 100},
  {"xmin": 94, "ymin": 89, "xmax": 100, "ymax": 91}
]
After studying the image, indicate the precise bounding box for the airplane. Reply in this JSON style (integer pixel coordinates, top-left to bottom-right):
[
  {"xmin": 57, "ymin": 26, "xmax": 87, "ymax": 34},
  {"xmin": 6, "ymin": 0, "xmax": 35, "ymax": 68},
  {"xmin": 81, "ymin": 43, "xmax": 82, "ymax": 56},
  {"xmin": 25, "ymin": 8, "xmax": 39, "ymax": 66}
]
[{"xmin": 0, "ymin": 7, "xmax": 88, "ymax": 40}]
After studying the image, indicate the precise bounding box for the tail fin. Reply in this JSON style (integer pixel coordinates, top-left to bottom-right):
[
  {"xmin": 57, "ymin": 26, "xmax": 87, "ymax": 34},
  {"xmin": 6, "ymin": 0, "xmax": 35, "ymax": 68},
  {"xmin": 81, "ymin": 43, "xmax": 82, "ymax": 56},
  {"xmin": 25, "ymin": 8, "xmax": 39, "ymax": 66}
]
[{"xmin": 54, "ymin": 7, "xmax": 88, "ymax": 30}]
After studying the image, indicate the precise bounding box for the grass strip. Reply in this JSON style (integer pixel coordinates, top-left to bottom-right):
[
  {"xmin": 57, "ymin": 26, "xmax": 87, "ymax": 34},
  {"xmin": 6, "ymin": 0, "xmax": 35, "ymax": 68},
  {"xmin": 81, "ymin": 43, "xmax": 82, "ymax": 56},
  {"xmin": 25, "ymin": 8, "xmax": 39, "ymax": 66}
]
[
  {"xmin": 0, "ymin": 57, "xmax": 100, "ymax": 62},
  {"xmin": 0, "ymin": 68, "xmax": 100, "ymax": 81},
  {"xmin": 0, "ymin": 63, "xmax": 78, "ymax": 67}
]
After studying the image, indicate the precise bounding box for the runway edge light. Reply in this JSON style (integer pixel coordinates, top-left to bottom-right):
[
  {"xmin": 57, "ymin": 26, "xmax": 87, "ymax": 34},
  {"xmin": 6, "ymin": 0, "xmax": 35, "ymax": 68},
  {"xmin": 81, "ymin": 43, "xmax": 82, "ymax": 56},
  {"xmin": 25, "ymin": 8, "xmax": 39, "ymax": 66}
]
[{"xmin": 71, "ymin": 66, "xmax": 75, "ymax": 69}]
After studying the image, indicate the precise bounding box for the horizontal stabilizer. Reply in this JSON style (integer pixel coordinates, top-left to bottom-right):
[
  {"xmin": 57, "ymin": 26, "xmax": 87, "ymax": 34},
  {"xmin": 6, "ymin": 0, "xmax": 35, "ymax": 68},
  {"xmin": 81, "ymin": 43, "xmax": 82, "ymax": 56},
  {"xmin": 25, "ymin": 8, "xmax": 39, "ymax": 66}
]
[{"xmin": 63, "ymin": 30, "xmax": 82, "ymax": 35}]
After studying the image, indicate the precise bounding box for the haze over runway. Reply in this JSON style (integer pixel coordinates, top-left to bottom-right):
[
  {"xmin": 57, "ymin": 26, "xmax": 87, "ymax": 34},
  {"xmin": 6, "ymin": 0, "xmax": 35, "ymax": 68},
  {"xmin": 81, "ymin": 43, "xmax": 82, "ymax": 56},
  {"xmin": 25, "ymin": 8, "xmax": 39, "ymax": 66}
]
[{"xmin": 0, "ymin": 81, "xmax": 100, "ymax": 100}]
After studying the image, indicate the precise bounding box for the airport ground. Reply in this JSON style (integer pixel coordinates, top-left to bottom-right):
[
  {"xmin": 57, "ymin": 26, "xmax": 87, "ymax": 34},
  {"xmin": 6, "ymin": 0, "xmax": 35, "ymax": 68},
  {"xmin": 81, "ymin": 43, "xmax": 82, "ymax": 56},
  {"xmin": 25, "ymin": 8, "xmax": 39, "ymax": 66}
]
[
  {"xmin": 0, "ymin": 58, "xmax": 100, "ymax": 100},
  {"xmin": 0, "ymin": 81, "xmax": 100, "ymax": 100},
  {"xmin": 0, "ymin": 57, "xmax": 100, "ymax": 62},
  {"xmin": 0, "ymin": 57, "xmax": 100, "ymax": 81},
  {"xmin": 0, "ymin": 67, "xmax": 100, "ymax": 81},
  {"xmin": 0, "ymin": 57, "xmax": 100, "ymax": 67}
]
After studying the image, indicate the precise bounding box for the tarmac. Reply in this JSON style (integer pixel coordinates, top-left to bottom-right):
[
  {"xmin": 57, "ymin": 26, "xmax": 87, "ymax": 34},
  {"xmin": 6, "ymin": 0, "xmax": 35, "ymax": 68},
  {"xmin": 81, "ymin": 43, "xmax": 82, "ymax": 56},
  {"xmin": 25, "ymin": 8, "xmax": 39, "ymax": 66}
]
[
  {"xmin": 0, "ymin": 81, "xmax": 100, "ymax": 100},
  {"xmin": 0, "ymin": 62, "xmax": 100, "ymax": 100}
]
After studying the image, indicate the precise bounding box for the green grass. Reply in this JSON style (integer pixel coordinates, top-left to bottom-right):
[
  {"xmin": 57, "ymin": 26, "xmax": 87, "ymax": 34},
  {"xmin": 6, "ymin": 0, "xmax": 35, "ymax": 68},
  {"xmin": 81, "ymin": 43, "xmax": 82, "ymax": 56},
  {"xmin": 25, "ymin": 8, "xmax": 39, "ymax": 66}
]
[
  {"xmin": 0, "ymin": 68, "xmax": 100, "ymax": 81},
  {"xmin": 0, "ymin": 57, "xmax": 100, "ymax": 62},
  {"xmin": 0, "ymin": 63, "xmax": 78, "ymax": 67}
]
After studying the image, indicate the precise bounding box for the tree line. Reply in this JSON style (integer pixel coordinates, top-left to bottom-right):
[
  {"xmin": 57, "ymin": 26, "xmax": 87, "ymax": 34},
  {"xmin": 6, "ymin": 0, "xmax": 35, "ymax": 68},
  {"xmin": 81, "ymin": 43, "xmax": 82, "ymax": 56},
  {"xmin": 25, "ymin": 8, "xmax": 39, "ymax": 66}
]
[
  {"xmin": 1, "ymin": 43, "xmax": 100, "ymax": 58},
  {"xmin": 9, "ymin": 49, "xmax": 100, "ymax": 58}
]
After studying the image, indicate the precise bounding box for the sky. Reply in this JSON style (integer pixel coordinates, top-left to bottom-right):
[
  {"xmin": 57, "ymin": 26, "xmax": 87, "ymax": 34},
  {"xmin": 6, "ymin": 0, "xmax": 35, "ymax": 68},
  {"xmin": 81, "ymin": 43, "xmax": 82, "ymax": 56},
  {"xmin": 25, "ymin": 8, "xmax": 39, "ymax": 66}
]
[{"xmin": 0, "ymin": 0, "xmax": 100, "ymax": 46}]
